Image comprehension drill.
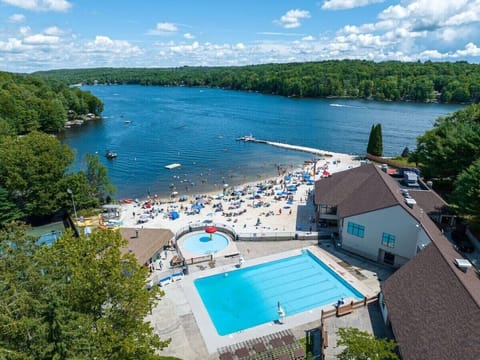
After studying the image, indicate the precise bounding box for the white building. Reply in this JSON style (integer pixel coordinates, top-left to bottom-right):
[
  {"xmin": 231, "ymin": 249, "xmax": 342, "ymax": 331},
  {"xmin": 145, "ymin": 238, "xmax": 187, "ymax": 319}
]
[{"xmin": 314, "ymin": 164, "xmax": 441, "ymax": 267}]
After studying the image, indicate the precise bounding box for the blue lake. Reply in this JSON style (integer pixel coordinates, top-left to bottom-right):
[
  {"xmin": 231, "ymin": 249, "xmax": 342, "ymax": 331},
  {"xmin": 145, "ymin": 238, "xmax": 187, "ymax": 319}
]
[{"xmin": 60, "ymin": 85, "xmax": 463, "ymax": 199}]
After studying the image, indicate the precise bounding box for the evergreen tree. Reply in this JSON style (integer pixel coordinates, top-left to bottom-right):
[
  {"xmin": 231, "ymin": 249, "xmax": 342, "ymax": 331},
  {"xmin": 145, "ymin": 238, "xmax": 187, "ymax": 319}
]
[
  {"xmin": 366, "ymin": 124, "xmax": 376, "ymax": 155},
  {"xmin": 373, "ymin": 123, "xmax": 383, "ymax": 156},
  {"xmin": 366, "ymin": 123, "xmax": 383, "ymax": 156}
]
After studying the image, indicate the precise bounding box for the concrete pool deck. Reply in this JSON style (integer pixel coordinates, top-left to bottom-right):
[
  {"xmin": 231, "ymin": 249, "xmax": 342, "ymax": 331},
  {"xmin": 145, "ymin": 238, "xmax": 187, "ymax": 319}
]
[{"xmin": 146, "ymin": 240, "xmax": 393, "ymax": 359}]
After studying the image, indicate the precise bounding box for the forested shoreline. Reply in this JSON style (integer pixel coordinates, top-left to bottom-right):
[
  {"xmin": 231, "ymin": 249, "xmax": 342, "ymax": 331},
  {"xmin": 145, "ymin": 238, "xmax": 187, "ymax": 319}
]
[
  {"xmin": 0, "ymin": 71, "xmax": 103, "ymax": 136},
  {"xmin": 34, "ymin": 60, "xmax": 480, "ymax": 104}
]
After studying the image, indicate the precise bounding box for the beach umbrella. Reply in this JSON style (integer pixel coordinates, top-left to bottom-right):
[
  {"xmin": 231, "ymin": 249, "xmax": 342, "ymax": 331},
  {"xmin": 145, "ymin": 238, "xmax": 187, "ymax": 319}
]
[{"xmin": 205, "ymin": 225, "xmax": 217, "ymax": 240}]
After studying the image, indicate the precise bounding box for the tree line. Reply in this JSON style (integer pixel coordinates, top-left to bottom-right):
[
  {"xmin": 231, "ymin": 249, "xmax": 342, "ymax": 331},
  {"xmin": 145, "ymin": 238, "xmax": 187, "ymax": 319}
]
[
  {"xmin": 0, "ymin": 71, "xmax": 103, "ymax": 136},
  {"xmin": 34, "ymin": 60, "xmax": 480, "ymax": 104}
]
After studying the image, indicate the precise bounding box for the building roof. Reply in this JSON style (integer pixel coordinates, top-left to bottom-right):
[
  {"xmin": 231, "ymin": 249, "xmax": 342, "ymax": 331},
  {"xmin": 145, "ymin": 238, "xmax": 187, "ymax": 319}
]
[
  {"xmin": 119, "ymin": 227, "xmax": 174, "ymax": 264},
  {"xmin": 407, "ymin": 186, "xmax": 452, "ymax": 218},
  {"xmin": 314, "ymin": 164, "xmax": 425, "ymax": 222},
  {"xmin": 382, "ymin": 238, "xmax": 480, "ymax": 360}
]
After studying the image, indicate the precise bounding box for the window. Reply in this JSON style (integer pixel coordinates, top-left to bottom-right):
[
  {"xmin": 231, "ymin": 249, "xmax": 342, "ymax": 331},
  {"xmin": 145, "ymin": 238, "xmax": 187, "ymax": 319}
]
[
  {"xmin": 347, "ymin": 222, "xmax": 365, "ymax": 238},
  {"xmin": 382, "ymin": 232, "xmax": 396, "ymax": 248}
]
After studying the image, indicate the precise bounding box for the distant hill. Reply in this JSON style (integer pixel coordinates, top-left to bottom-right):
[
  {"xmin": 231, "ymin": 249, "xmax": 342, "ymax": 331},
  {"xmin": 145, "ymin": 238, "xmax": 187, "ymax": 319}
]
[{"xmin": 33, "ymin": 60, "xmax": 480, "ymax": 104}]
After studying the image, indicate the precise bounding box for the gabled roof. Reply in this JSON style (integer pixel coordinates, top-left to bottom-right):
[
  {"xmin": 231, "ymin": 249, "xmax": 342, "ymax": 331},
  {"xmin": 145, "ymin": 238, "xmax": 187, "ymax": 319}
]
[
  {"xmin": 314, "ymin": 164, "xmax": 424, "ymax": 221},
  {"xmin": 382, "ymin": 238, "xmax": 480, "ymax": 360}
]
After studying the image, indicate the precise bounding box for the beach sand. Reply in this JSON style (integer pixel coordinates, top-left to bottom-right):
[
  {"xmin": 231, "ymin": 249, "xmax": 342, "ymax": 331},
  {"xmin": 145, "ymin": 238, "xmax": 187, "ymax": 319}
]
[{"xmin": 116, "ymin": 151, "xmax": 361, "ymax": 236}]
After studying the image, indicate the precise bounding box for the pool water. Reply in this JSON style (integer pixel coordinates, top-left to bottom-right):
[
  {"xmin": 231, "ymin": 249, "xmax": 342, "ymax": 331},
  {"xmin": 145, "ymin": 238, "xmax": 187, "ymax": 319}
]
[
  {"xmin": 36, "ymin": 231, "xmax": 62, "ymax": 246},
  {"xmin": 195, "ymin": 250, "xmax": 363, "ymax": 335},
  {"xmin": 182, "ymin": 232, "xmax": 229, "ymax": 255}
]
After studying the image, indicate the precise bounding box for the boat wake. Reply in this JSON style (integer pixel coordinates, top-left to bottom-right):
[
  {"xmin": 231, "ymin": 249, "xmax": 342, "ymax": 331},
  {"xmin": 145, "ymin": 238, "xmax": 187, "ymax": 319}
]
[{"xmin": 330, "ymin": 103, "xmax": 367, "ymax": 109}]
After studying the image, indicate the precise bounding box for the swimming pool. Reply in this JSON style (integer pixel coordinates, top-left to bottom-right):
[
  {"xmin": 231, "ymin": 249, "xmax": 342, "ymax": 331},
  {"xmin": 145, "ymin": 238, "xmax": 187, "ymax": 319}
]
[
  {"xmin": 36, "ymin": 231, "xmax": 62, "ymax": 246},
  {"xmin": 182, "ymin": 231, "xmax": 229, "ymax": 255},
  {"xmin": 195, "ymin": 250, "xmax": 363, "ymax": 335}
]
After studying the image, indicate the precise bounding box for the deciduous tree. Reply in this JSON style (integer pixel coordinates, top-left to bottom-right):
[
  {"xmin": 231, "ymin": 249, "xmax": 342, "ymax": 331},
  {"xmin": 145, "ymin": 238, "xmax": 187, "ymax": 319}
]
[{"xmin": 336, "ymin": 327, "xmax": 398, "ymax": 360}]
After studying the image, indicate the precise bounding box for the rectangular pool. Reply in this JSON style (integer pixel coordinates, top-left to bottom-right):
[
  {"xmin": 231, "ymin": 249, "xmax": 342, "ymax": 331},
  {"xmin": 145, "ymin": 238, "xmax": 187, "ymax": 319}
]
[{"xmin": 194, "ymin": 250, "xmax": 363, "ymax": 335}]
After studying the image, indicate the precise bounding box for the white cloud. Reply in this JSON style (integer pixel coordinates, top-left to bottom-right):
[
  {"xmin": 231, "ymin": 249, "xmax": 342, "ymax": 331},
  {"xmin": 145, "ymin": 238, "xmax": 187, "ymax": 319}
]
[
  {"xmin": 275, "ymin": 9, "xmax": 310, "ymax": 29},
  {"xmin": 24, "ymin": 34, "xmax": 59, "ymax": 45},
  {"xmin": 302, "ymin": 35, "xmax": 315, "ymax": 41},
  {"xmin": 0, "ymin": 37, "xmax": 24, "ymax": 52},
  {"xmin": 183, "ymin": 33, "xmax": 195, "ymax": 40},
  {"xmin": 85, "ymin": 36, "xmax": 143, "ymax": 55},
  {"xmin": 322, "ymin": 0, "xmax": 385, "ymax": 11},
  {"xmin": 44, "ymin": 26, "xmax": 63, "ymax": 36},
  {"xmin": 1, "ymin": 0, "xmax": 71, "ymax": 12},
  {"xmin": 19, "ymin": 26, "xmax": 30, "ymax": 35},
  {"xmin": 156, "ymin": 22, "xmax": 177, "ymax": 32},
  {"xmin": 8, "ymin": 13, "xmax": 25, "ymax": 22}
]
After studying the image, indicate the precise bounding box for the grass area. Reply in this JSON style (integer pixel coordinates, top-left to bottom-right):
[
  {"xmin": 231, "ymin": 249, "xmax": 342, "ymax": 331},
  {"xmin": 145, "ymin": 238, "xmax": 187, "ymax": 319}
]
[{"xmin": 388, "ymin": 157, "xmax": 417, "ymax": 167}]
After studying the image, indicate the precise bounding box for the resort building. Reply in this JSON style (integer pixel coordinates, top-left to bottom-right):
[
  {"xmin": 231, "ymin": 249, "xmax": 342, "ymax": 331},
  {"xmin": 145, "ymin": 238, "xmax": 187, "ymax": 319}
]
[
  {"xmin": 314, "ymin": 163, "xmax": 480, "ymax": 359},
  {"xmin": 380, "ymin": 218, "xmax": 480, "ymax": 359},
  {"xmin": 119, "ymin": 228, "xmax": 174, "ymax": 265},
  {"xmin": 313, "ymin": 163, "xmax": 453, "ymax": 268}
]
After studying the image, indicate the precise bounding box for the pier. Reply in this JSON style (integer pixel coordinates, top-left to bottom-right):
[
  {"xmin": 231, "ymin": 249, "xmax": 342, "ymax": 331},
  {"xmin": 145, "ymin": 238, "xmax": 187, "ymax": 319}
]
[{"xmin": 238, "ymin": 136, "xmax": 334, "ymax": 157}]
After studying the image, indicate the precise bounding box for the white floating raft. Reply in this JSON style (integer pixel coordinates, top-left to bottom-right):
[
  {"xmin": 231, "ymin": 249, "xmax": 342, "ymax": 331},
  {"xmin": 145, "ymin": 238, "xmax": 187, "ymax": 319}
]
[{"xmin": 165, "ymin": 163, "xmax": 181, "ymax": 169}]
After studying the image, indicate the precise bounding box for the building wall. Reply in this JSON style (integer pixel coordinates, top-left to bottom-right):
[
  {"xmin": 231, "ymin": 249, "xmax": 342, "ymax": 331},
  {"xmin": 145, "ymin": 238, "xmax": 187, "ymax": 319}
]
[{"xmin": 340, "ymin": 205, "xmax": 430, "ymax": 266}]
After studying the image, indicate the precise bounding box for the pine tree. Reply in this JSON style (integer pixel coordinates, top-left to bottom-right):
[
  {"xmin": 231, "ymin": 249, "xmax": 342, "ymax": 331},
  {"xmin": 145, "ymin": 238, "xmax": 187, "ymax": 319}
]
[
  {"xmin": 366, "ymin": 124, "xmax": 376, "ymax": 155},
  {"xmin": 373, "ymin": 123, "xmax": 383, "ymax": 156}
]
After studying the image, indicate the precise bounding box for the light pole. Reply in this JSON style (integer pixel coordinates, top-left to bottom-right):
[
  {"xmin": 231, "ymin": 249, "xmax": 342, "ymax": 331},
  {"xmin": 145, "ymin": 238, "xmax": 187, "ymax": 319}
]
[{"xmin": 67, "ymin": 188, "xmax": 78, "ymax": 220}]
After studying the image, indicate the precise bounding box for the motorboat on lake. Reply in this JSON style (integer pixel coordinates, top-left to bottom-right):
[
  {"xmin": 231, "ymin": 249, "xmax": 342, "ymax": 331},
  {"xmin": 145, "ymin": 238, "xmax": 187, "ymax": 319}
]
[
  {"xmin": 236, "ymin": 135, "xmax": 255, "ymax": 142},
  {"xmin": 105, "ymin": 150, "xmax": 117, "ymax": 159}
]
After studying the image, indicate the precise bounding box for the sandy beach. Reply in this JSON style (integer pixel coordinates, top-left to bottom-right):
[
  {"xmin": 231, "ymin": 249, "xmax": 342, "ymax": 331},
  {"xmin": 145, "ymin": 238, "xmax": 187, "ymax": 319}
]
[{"xmin": 115, "ymin": 151, "xmax": 362, "ymax": 236}]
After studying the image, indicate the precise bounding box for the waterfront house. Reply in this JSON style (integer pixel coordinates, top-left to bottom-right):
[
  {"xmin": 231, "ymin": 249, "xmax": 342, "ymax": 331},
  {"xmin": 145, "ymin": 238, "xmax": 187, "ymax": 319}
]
[{"xmin": 314, "ymin": 164, "xmax": 451, "ymax": 267}]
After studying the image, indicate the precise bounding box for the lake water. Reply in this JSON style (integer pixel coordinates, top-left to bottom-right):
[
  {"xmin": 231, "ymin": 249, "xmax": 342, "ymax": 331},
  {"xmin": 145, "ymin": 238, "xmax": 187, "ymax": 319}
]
[{"xmin": 60, "ymin": 85, "xmax": 463, "ymax": 199}]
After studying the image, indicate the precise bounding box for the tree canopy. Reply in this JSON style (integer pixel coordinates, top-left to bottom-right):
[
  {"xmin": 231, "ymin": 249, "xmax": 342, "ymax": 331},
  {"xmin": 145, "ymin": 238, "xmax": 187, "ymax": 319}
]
[
  {"xmin": 336, "ymin": 327, "xmax": 398, "ymax": 360},
  {"xmin": 0, "ymin": 71, "xmax": 103, "ymax": 136},
  {"xmin": 0, "ymin": 132, "xmax": 114, "ymax": 221},
  {"xmin": 414, "ymin": 104, "xmax": 480, "ymax": 182},
  {"xmin": 0, "ymin": 224, "xmax": 170, "ymax": 359},
  {"xmin": 34, "ymin": 60, "xmax": 480, "ymax": 104}
]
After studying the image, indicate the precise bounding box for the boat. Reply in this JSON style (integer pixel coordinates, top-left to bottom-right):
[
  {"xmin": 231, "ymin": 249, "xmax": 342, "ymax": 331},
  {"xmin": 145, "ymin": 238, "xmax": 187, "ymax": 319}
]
[
  {"xmin": 105, "ymin": 150, "xmax": 117, "ymax": 159},
  {"xmin": 124, "ymin": 120, "xmax": 131, "ymax": 124},
  {"xmin": 236, "ymin": 135, "xmax": 255, "ymax": 142},
  {"xmin": 165, "ymin": 163, "xmax": 181, "ymax": 170}
]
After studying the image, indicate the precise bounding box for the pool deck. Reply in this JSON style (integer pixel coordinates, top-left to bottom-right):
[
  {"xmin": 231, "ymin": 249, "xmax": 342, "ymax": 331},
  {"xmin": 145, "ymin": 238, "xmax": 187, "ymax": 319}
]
[{"xmin": 146, "ymin": 240, "xmax": 393, "ymax": 359}]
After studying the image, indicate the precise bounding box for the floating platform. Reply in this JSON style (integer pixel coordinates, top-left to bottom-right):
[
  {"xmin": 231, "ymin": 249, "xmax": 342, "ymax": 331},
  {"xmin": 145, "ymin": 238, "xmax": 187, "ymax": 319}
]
[{"xmin": 165, "ymin": 163, "xmax": 181, "ymax": 170}]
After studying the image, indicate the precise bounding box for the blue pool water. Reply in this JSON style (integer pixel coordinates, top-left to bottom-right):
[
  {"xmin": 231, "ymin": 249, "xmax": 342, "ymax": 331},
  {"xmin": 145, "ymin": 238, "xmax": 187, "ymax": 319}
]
[
  {"xmin": 36, "ymin": 231, "xmax": 62, "ymax": 246},
  {"xmin": 195, "ymin": 250, "xmax": 363, "ymax": 335},
  {"xmin": 182, "ymin": 232, "xmax": 229, "ymax": 255}
]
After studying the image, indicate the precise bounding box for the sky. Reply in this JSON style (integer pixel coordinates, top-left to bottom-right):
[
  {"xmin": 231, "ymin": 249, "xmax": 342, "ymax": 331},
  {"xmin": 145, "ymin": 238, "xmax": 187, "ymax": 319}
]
[{"xmin": 1, "ymin": 0, "xmax": 480, "ymax": 73}]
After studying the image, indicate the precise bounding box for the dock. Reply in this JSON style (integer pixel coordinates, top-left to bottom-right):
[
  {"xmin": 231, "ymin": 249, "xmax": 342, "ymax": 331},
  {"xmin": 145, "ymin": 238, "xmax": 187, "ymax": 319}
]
[{"xmin": 237, "ymin": 136, "xmax": 334, "ymax": 157}]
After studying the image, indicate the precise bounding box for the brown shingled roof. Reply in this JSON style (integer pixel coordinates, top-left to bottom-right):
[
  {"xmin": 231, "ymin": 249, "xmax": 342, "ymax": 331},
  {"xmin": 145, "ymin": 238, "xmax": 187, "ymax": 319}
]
[
  {"xmin": 119, "ymin": 227, "xmax": 174, "ymax": 265},
  {"xmin": 382, "ymin": 241, "xmax": 480, "ymax": 360},
  {"xmin": 314, "ymin": 164, "xmax": 425, "ymax": 222}
]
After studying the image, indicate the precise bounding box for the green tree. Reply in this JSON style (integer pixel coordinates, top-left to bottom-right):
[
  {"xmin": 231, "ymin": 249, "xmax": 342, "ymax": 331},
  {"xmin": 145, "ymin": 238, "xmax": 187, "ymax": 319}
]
[
  {"xmin": 415, "ymin": 104, "xmax": 480, "ymax": 182},
  {"xmin": 0, "ymin": 224, "xmax": 170, "ymax": 359},
  {"xmin": 0, "ymin": 187, "xmax": 23, "ymax": 225},
  {"xmin": 366, "ymin": 123, "xmax": 383, "ymax": 156},
  {"xmin": 83, "ymin": 153, "xmax": 116, "ymax": 204},
  {"xmin": 336, "ymin": 327, "xmax": 398, "ymax": 360},
  {"xmin": 0, "ymin": 132, "xmax": 74, "ymax": 217},
  {"xmin": 451, "ymin": 159, "xmax": 480, "ymax": 220},
  {"xmin": 401, "ymin": 146, "xmax": 410, "ymax": 158},
  {"xmin": 366, "ymin": 124, "xmax": 376, "ymax": 155}
]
